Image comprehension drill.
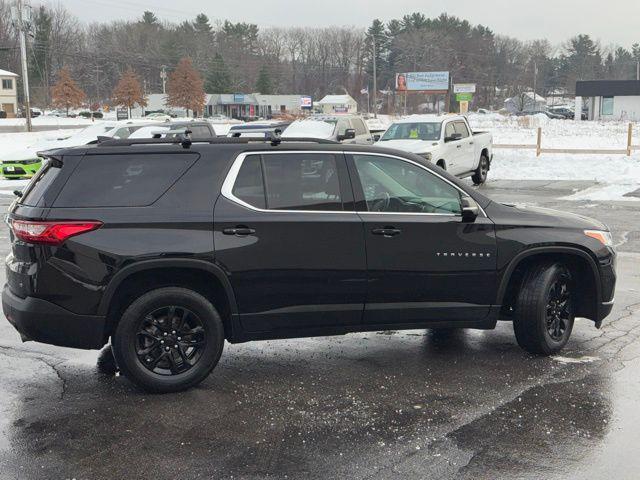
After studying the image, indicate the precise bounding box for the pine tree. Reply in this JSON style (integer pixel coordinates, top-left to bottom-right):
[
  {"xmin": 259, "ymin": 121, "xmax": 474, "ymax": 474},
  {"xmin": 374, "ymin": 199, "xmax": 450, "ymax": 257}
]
[
  {"xmin": 51, "ymin": 66, "xmax": 86, "ymax": 116},
  {"xmin": 141, "ymin": 11, "xmax": 158, "ymax": 25},
  {"xmin": 255, "ymin": 65, "xmax": 273, "ymax": 94},
  {"xmin": 112, "ymin": 68, "xmax": 147, "ymax": 117},
  {"xmin": 166, "ymin": 57, "xmax": 206, "ymax": 117},
  {"xmin": 205, "ymin": 53, "xmax": 232, "ymax": 93}
]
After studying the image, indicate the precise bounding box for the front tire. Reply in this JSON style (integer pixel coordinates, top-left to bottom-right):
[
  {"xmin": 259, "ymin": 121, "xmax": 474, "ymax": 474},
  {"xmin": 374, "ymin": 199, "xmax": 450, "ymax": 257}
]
[
  {"xmin": 472, "ymin": 154, "xmax": 489, "ymax": 185},
  {"xmin": 513, "ymin": 263, "xmax": 574, "ymax": 355},
  {"xmin": 112, "ymin": 287, "xmax": 224, "ymax": 393}
]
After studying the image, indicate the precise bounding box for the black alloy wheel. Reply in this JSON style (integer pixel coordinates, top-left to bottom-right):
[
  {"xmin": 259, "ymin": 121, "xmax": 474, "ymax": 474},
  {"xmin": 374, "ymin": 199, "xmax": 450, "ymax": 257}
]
[{"xmin": 136, "ymin": 306, "xmax": 206, "ymax": 375}]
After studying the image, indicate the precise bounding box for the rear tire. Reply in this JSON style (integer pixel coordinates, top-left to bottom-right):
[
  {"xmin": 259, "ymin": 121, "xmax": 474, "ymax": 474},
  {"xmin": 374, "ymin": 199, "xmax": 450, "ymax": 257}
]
[
  {"xmin": 112, "ymin": 287, "xmax": 224, "ymax": 393},
  {"xmin": 472, "ymin": 154, "xmax": 489, "ymax": 185},
  {"xmin": 513, "ymin": 263, "xmax": 574, "ymax": 355}
]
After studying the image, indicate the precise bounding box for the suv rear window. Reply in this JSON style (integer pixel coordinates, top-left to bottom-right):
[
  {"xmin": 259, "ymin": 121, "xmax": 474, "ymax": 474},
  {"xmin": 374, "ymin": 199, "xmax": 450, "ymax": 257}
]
[
  {"xmin": 19, "ymin": 160, "xmax": 61, "ymax": 207},
  {"xmin": 53, "ymin": 153, "xmax": 198, "ymax": 208}
]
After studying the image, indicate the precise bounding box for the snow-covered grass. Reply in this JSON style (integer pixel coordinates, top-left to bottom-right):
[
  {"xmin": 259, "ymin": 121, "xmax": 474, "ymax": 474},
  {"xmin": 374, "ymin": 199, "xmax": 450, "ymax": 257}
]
[
  {"xmin": 0, "ymin": 129, "xmax": 82, "ymax": 159},
  {"xmin": 466, "ymin": 114, "xmax": 640, "ymax": 201},
  {"xmin": 0, "ymin": 117, "xmax": 95, "ymax": 127}
]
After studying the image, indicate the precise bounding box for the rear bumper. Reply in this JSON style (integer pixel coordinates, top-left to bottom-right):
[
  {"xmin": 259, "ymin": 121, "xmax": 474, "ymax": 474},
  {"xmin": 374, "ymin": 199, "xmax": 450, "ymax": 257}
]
[{"xmin": 2, "ymin": 285, "xmax": 107, "ymax": 350}]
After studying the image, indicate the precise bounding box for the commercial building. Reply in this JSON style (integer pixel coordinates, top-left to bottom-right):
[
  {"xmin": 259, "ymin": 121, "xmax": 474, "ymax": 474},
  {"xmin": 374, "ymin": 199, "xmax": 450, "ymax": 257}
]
[
  {"xmin": 0, "ymin": 69, "xmax": 19, "ymax": 118},
  {"xmin": 576, "ymin": 80, "xmax": 640, "ymax": 121},
  {"xmin": 206, "ymin": 94, "xmax": 311, "ymax": 119}
]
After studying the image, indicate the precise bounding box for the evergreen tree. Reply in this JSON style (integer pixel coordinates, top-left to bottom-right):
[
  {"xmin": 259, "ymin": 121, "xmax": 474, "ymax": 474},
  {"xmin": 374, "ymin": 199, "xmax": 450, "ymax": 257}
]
[
  {"xmin": 166, "ymin": 57, "xmax": 206, "ymax": 117},
  {"xmin": 255, "ymin": 65, "xmax": 273, "ymax": 94},
  {"xmin": 112, "ymin": 68, "xmax": 147, "ymax": 117},
  {"xmin": 141, "ymin": 11, "xmax": 158, "ymax": 26},
  {"xmin": 205, "ymin": 53, "xmax": 232, "ymax": 93},
  {"xmin": 51, "ymin": 66, "xmax": 86, "ymax": 116}
]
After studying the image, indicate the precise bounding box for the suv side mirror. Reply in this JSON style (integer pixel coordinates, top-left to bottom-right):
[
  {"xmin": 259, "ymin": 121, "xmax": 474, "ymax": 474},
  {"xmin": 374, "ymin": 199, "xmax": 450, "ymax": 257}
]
[
  {"xmin": 373, "ymin": 134, "xmax": 381, "ymax": 142},
  {"xmin": 461, "ymin": 196, "xmax": 480, "ymax": 222},
  {"xmin": 338, "ymin": 128, "xmax": 356, "ymax": 141}
]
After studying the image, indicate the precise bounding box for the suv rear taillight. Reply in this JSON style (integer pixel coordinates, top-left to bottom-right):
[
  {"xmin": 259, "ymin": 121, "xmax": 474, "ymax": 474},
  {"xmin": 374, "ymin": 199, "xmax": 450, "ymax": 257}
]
[{"xmin": 11, "ymin": 220, "xmax": 103, "ymax": 246}]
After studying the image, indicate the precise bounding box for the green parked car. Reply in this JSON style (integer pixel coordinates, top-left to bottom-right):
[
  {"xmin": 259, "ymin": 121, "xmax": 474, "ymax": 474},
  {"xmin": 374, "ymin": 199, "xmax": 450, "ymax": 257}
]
[{"xmin": 1, "ymin": 158, "xmax": 42, "ymax": 179}]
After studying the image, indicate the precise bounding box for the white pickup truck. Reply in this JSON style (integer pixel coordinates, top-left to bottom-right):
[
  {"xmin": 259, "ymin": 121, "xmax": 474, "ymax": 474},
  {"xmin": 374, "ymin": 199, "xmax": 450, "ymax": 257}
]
[{"xmin": 375, "ymin": 115, "xmax": 493, "ymax": 184}]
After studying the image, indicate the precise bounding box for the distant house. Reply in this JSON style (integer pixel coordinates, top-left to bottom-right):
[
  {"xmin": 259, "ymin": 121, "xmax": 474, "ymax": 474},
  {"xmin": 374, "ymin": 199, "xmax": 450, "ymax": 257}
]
[
  {"xmin": 0, "ymin": 69, "xmax": 19, "ymax": 118},
  {"xmin": 504, "ymin": 92, "xmax": 547, "ymax": 113},
  {"xmin": 317, "ymin": 95, "xmax": 358, "ymax": 114},
  {"xmin": 576, "ymin": 80, "xmax": 640, "ymax": 121}
]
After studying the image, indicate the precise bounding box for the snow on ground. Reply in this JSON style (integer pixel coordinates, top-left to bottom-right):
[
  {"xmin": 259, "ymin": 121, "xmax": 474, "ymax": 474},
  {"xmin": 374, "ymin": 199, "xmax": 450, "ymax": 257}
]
[
  {"xmin": 467, "ymin": 114, "xmax": 640, "ymax": 201},
  {"xmin": 0, "ymin": 130, "xmax": 82, "ymax": 159},
  {"xmin": 0, "ymin": 117, "xmax": 95, "ymax": 127}
]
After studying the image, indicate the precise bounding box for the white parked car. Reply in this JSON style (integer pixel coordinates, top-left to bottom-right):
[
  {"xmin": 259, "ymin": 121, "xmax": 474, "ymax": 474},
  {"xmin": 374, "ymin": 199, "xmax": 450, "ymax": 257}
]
[
  {"xmin": 375, "ymin": 115, "xmax": 493, "ymax": 184},
  {"xmin": 283, "ymin": 115, "xmax": 373, "ymax": 144}
]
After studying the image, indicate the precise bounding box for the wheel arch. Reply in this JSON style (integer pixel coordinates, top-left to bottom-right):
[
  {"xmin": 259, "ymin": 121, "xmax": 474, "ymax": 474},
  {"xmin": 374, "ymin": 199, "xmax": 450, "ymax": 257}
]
[
  {"xmin": 497, "ymin": 246, "xmax": 601, "ymax": 321},
  {"xmin": 99, "ymin": 259, "xmax": 239, "ymax": 342}
]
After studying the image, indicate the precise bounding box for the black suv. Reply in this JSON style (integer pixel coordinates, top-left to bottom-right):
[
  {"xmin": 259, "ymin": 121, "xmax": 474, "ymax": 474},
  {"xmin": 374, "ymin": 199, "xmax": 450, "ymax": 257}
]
[{"xmin": 2, "ymin": 138, "xmax": 616, "ymax": 392}]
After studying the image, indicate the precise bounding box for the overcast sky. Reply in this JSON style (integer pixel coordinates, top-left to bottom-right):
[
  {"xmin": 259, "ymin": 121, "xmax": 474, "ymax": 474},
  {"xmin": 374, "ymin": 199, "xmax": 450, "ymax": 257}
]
[{"xmin": 53, "ymin": 0, "xmax": 638, "ymax": 49}]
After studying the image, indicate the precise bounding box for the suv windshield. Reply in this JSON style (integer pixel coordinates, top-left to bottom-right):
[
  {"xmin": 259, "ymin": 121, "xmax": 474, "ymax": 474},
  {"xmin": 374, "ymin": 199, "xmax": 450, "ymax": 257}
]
[{"xmin": 380, "ymin": 122, "xmax": 442, "ymax": 141}]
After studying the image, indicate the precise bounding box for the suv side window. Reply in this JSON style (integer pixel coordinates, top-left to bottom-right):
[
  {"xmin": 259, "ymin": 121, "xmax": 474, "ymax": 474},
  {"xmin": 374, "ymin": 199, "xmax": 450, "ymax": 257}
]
[
  {"xmin": 263, "ymin": 153, "xmax": 342, "ymax": 211},
  {"xmin": 230, "ymin": 153, "xmax": 343, "ymax": 211},
  {"xmin": 353, "ymin": 154, "xmax": 462, "ymax": 214},
  {"xmin": 232, "ymin": 155, "xmax": 266, "ymax": 209},
  {"xmin": 444, "ymin": 122, "xmax": 456, "ymax": 139},
  {"xmin": 190, "ymin": 125, "xmax": 212, "ymax": 137},
  {"xmin": 454, "ymin": 121, "xmax": 470, "ymax": 138}
]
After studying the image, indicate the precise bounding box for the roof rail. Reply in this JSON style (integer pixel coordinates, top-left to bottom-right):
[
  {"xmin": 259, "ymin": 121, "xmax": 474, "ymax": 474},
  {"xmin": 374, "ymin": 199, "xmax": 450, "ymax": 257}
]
[{"xmin": 96, "ymin": 136, "xmax": 339, "ymax": 148}]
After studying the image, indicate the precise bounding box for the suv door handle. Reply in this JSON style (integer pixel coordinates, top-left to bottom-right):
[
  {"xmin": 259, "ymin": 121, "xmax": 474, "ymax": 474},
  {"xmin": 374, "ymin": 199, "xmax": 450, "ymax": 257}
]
[
  {"xmin": 372, "ymin": 227, "xmax": 402, "ymax": 237},
  {"xmin": 223, "ymin": 226, "xmax": 256, "ymax": 236},
  {"xmin": 456, "ymin": 145, "xmax": 462, "ymax": 149}
]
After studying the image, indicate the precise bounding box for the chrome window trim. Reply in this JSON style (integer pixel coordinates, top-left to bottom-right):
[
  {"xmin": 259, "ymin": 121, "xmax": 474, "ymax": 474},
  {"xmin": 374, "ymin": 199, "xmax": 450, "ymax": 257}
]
[
  {"xmin": 220, "ymin": 150, "xmax": 486, "ymax": 218},
  {"xmin": 348, "ymin": 151, "xmax": 487, "ymax": 218},
  {"xmin": 220, "ymin": 151, "xmax": 356, "ymax": 215}
]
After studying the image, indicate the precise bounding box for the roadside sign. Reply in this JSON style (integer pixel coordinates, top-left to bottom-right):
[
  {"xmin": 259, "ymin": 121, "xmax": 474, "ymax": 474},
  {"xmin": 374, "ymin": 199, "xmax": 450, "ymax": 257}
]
[
  {"xmin": 300, "ymin": 96, "xmax": 312, "ymax": 108},
  {"xmin": 459, "ymin": 100, "xmax": 470, "ymax": 114},
  {"xmin": 453, "ymin": 83, "xmax": 476, "ymax": 94},
  {"xmin": 456, "ymin": 93, "xmax": 473, "ymax": 102},
  {"xmin": 116, "ymin": 107, "xmax": 128, "ymax": 121}
]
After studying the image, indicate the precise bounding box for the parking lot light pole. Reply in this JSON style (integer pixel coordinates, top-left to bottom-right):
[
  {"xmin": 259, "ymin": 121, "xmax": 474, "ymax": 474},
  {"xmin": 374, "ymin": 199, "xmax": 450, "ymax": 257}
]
[{"xmin": 372, "ymin": 36, "xmax": 378, "ymax": 118}]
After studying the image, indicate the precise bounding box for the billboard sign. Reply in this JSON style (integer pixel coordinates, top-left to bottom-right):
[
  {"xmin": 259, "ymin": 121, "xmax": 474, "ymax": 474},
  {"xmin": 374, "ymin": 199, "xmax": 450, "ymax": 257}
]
[
  {"xmin": 396, "ymin": 71, "xmax": 450, "ymax": 92},
  {"xmin": 453, "ymin": 83, "xmax": 477, "ymax": 94},
  {"xmin": 300, "ymin": 95, "xmax": 312, "ymax": 108}
]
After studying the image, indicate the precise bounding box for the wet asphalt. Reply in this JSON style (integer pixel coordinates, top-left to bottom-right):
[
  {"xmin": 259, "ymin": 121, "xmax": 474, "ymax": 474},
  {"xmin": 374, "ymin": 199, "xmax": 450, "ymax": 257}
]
[{"xmin": 0, "ymin": 179, "xmax": 639, "ymax": 480}]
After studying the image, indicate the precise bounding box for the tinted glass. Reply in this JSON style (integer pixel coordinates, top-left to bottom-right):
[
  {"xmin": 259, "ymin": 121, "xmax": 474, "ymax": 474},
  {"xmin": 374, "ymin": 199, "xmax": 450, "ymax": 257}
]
[
  {"xmin": 353, "ymin": 155, "xmax": 461, "ymax": 214},
  {"xmin": 19, "ymin": 160, "xmax": 60, "ymax": 207},
  {"xmin": 232, "ymin": 155, "xmax": 266, "ymax": 209},
  {"xmin": 262, "ymin": 153, "xmax": 342, "ymax": 211},
  {"xmin": 54, "ymin": 153, "xmax": 198, "ymax": 207}
]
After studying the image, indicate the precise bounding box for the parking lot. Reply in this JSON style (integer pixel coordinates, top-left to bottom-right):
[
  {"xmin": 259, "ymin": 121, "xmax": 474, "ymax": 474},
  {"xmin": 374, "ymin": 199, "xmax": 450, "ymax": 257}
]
[{"xmin": 0, "ymin": 178, "xmax": 638, "ymax": 479}]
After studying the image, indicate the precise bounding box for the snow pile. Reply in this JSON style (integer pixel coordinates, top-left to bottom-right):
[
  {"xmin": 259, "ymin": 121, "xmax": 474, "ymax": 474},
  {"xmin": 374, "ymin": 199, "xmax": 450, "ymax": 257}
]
[{"xmin": 0, "ymin": 117, "xmax": 94, "ymax": 127}]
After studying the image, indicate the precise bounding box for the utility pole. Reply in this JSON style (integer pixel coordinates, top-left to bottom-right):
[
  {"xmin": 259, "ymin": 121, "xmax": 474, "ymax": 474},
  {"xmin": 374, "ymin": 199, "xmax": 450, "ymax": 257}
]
[
  {"xmin": 637, "ymin": 61, "xmax": 639, "ymax": 81},
  {"xmin": 372, "ymin": 36, "xmax": 378, "ymax": 118},
  {"xmin": 533, "ymin": 61, "xmax": 538, "ymax": 106},
  {"xmin": 160, "ymin": 65, "xmax": 167, "ymax": 94},
  {"xmin": 13, "ymin": 0, "xmax": 32, "ymax": 132}
]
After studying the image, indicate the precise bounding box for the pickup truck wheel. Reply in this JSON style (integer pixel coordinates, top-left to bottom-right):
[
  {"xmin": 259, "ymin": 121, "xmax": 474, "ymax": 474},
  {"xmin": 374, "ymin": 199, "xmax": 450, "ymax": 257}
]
[
  {"xmin": 112, "ymin": 287, "xmax": 224, "ymax": 393},
  {"xmin": 513, "ymin": 263, "xmax": 574, "ymax": 355},
  {"xmin": 472, "ymin": 154, "xmax": 489, "ymax": 185}
]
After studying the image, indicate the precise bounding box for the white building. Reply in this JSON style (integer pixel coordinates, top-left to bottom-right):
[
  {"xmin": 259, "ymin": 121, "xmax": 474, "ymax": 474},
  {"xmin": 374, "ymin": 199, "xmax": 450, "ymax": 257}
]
[
  {"xmin": 0, "ymin": 69, "xmax": 19, "ymax": 118},
  {"xmin": 504, "ymin": 92, "xmax": 547, "ymax": 113},
  {"xmin": 317, "ymin": 94, "xmax": 358, "ymax": 114},
  {"xmin": 206, "ymin": 93, "xmax": 311, "ymax": 119},
  {"xmin": 131, "ymin": 93, "xmax": 213, "ymax": 118},
  {"xmin": 576, "ymin": 80, "xmax": 640, "ymax": 121}
]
